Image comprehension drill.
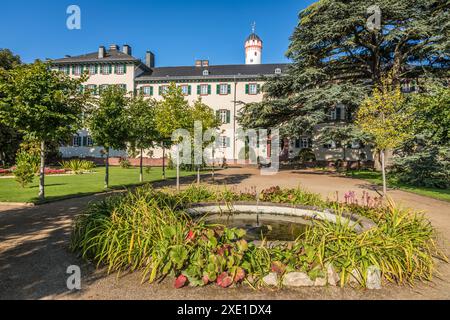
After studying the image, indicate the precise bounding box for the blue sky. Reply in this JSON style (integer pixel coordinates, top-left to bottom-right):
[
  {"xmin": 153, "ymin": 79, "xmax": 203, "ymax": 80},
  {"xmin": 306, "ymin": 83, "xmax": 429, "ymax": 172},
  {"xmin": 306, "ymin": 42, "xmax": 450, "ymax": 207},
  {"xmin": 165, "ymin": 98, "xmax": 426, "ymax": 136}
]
[{"xmin": 0, "ymin": 0, "xmax": 315, "ymax": 66}]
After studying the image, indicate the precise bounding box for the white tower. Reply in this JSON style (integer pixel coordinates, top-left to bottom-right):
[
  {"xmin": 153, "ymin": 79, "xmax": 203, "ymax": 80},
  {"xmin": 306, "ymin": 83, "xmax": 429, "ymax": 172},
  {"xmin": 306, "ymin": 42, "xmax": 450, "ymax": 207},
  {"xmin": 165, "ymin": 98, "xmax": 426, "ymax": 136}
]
[{"xmin": 245, "ymin": 23, "xmax": 263, "ymax": 65}]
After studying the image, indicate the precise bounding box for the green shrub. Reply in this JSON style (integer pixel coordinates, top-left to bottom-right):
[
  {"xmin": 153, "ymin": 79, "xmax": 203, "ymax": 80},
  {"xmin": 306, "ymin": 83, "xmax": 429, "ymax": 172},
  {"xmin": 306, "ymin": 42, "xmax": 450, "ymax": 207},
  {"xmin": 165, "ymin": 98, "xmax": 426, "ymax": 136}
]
[
  {"xmin": 119, "ymin": 158, "xmax": 132, "ymax": 169},
  {"xmin": 298, "ymin": 148, "xmax": 316, "ymax": 163},
  {"xmin": 14, "ymin": 152, "xmax": 35, "ymax": 188}
]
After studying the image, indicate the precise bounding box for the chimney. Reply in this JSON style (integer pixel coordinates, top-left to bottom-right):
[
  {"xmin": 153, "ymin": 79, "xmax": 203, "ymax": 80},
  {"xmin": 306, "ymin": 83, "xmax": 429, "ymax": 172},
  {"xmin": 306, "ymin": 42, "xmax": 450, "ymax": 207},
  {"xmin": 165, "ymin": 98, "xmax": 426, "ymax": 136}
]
[
  {"xmin": 195, "ymin": 60, "xmax": 202, "ymax": 67},
  {"xmin": 202, "ymin": 60, "xmax": 209, "ymax": 67},
  {"xmin": 98, "ymin": 46, "xmax": 105, "ymax": 59},
  {"xmin": 122, "ymin": 45, "xmax": 132, "ymax": 56},
  {"xmin": 145, "ymin": 51, "xmax": 155, "ymax": 68},
  {"xmin": 109, "ymin": 44, "xmax": 119, "ymax": 51},
  {"xmin": 195, "ymin": 60, "xmax": 209, "ymax": 67}
]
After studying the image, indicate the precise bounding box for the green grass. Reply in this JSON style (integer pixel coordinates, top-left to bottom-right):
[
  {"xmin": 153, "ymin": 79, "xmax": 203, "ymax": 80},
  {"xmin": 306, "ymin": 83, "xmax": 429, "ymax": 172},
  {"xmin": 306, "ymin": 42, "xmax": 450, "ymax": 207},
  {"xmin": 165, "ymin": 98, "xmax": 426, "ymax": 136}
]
[
  {"xmin": 346, "ymin": 170, "xmax": 450, "ymax": 202},
  {"xmin": 0, "ymin": 167, "xmax": 196, "ymax": 204}
]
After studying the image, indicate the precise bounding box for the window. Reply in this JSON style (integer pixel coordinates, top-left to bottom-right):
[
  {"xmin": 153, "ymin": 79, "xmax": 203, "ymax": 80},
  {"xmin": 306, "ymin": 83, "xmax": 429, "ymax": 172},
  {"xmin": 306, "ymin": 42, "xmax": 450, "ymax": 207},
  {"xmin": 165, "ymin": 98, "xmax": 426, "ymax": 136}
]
[
  {"xmin": 198, "ymin": 84, "xmax": 210, "ymax": 96},
  {"xmin": 203, "ymin": 70, "xmax": 209, "ymax": 76},
  {"xmin": 101, "ymin": 65, "xmax": 111, "ymax": 75},
  {"xmin": 218, "ymin": 84, "xmax": 230, "ymax": 95},
  {"xmin": 72, "ymin": 135, "xmax": 81, "ymax": 147},
  {"xmin": 73, "ymin": 65, "xmax": 82, "ymax": 76},
  {"xmin": 323, "ymin": 141, "xmax": 337, "ymax": 149},
  {"xmin": 217, "ymin": 136, "xmax": 230, "ymax": 148},
  {"xmin": 180, "ymin": 85, "xmax": 190, "ymax": 96},
  {"xmin": 295, "ymin": 138, "xmax": 310, "ymax": 148},
  {"xmin": 159, "ymin": 85, "xmax": 169, "ymax": 95},
  {"xmin": 329, "ymin": 106, "xmax": 343, "ymax": 120},
  {"xmin": 217, "ymin": 109, "xmax": 230, "ymax": 124},
  {"xmin": 86, "ymin": 136, "xmax": 94, "ymax": 147},
  {"xmin": 118, "ymin": 84, "xmax": 127, "ymax": 91},
  {"xmin": 99, "ymin": 84, "xmax": 109, "ymax": 94},
  {"xmin": 85, "ymin": 84, "xmax": 97, "ymax": 95},
  {"xmin": 88, "ymin": 65, "xmax": 96, "ymax": 75},
  {"xmin": 142, "ymin": 86, "xmax": 153, "ymax": 96},
  {"xmin": 115, "ymin": 65, "xmax": 125, "ymax": 75},
  {"xmin": 246, "ymin": 83, "xmax": 260, "ymax": 95}
]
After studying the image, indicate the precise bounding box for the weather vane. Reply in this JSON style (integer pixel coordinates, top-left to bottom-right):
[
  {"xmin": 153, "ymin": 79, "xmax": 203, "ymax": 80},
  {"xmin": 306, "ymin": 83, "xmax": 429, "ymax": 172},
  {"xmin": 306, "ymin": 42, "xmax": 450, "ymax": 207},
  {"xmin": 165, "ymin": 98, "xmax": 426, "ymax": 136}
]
[{"xmin": 252, "ymin": 22, "xmax": 256, "ymax": 34}]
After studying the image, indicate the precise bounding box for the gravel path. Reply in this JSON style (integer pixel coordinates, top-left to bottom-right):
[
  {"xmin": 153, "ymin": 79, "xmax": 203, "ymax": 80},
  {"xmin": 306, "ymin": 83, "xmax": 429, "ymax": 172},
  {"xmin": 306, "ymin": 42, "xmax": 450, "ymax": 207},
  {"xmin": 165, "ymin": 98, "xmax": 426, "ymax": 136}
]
[{"xmin": 0, "ymin": 168, "xmax": 448, "ymax": 300}]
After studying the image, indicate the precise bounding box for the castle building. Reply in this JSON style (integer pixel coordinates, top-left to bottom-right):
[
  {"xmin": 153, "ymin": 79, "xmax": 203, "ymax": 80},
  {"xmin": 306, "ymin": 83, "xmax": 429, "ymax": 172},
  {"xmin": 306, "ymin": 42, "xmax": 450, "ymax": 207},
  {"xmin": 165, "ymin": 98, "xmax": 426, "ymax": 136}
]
[{"xmin": 51, "ymin": 30, "xmax": 373, "ymax": 165}]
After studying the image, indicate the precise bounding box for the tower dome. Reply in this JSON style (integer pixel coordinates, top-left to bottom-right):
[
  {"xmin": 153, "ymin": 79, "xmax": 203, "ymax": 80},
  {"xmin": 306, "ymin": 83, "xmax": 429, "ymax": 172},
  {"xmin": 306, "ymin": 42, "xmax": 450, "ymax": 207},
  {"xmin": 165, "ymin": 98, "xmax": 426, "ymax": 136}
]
[{"xmin": 245, "ymin": 23, "xmax": 262, "ymax": 65}]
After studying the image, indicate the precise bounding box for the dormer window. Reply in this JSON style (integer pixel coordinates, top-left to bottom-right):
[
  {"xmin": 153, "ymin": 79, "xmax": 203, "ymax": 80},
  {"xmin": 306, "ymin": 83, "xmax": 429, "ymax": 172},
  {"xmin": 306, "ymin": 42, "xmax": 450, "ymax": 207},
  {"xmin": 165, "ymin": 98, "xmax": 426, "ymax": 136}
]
[
  {"xmin": 275, "ymin": 68, "xmax": 282, "ymax": 75},
  {"xmin": 203, "ymin": 70, "xmax": 209, "ymax": 76}
]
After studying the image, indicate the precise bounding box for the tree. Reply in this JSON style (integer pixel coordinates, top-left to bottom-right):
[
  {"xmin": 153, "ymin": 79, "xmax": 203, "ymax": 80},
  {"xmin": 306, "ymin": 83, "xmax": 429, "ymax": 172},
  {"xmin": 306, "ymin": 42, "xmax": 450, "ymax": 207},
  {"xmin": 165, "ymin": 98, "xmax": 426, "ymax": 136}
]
[
  {"xmin": 356, "ymin": 75, "xmax": 413, "ymax": 196},
  {"xmin": 391, "ymin": 81, "xmax": 450, "ymax": 188},
  {"xmin": 128, "ymin": 94, "xmax": 158, "ymax": 183},
  {"xmin": 0, "ymin": 49, "xmax": 22, "ymax": 167},
  {"xmin": 190, "ymin": 98, "xmax": 220, "ymax": 183},
  {"xmin": 154, "ymin": 83, "xmax": 192, "ymax": 180},
  {"xmin": 0, "ymin": 61, "xmax": 87, "ymax": 200},
  {"xmin": 87, "ymin": 85, "xmax": 130, "ymax": 189},
  {"xmin": 238, "ymin": 0, "xmax": 448, "ymax": 141}
]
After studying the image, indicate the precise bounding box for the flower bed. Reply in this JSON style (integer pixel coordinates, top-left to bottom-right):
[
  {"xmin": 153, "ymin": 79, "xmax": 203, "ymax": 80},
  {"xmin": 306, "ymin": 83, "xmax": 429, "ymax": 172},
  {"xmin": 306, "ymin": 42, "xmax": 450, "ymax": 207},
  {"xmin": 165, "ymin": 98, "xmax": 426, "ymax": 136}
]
[
  {"xmin": 71, "ymin": 185, "xmax": 447, "ymax": 290},
  {"xmin": 0, "ymin": 168, "xmax": 13, "ymax": 176}
]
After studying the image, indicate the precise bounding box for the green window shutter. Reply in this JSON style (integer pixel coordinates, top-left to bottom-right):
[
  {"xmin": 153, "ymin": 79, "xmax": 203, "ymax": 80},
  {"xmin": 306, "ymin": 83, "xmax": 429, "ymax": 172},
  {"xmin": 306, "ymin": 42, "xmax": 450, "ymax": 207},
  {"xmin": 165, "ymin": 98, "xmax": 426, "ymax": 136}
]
[
  {"xmin": 82, "ymin": 136, "xmax": 87, "ymax": 146},
  {"xmin": 123, "ymin": 64, "xmax": 127, "ymax": 74},
  {"xmin": 77, "ymin": 136, "xmax": 82, "ymax": 146},
  {"xmin": 228, "ymin": 84, "xmax": 231, "ymax": 94},
  {"xmin": 159, "ymin": 86, "xmax": 162, "ymax": 95},
  {"xmin": 109, "ymin": 65, "xmax": 113, "ymax": 74},
  {"xmin": 71, "ymin": 65, "xmax": 74, "ymax": 75},
  {"xmin": 216, "ymin": 110, "xmax": 220, "ymax": 120},
  {"xmin": 95, "ymin": 65, "xmax": 98, "ymax": 74},
  {"xmin": 150, "ymin": 86, "xmax": 154, "ymax": 96},
  {"xmin": 208, "ymin": 85, "xmax": 211, "ymax": 95},
  {"xmin": 257, "ymin": 84, "xmax": 261, "ymax": 94},
  {"xmin": 245, "ymin": 84, "xmax": 249, "ymax": 94},
  {"xmin": 216, "ymin": 84, "xmax": 220, "ymax": 94},
  {"xmin": 81, "ymin": 65, "xmax": 84, "ymax": 74},
  {"xmin": 188, "ymin": 85, "xmax": 191, "ymax": 95},
  {"xmin": 197, "ymin": 85, "xmax": 201, "ymax": 95},
  {"xmin": 226, "ymin": 110, "xmax": 231, "ymax": 124}
]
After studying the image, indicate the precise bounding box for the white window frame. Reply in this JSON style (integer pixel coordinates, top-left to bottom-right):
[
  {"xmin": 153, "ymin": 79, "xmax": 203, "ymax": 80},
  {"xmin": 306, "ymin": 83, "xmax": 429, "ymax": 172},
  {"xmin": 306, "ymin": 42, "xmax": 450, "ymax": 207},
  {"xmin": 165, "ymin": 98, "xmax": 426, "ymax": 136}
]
[
  {"xmin": 249, "ymin": 83, "xmax": 258, "ymax": 95},
  {"xmin": 180, "ymin": 85, "xmax": 189, "ymax": 96},
  {"xmin": 219, "ymin": 84, "xmax": 228, "ymax": 95},
  {"xmin": 73, "ymin": 65, "xmax": 81, "ymax": 76},
  {"xmin": 86, "ymin": 136, "xmax": 93, "ymax": 147},
  {"xmin": 219, "ymin": 109, "xmax": 228, "ymax": 124},
  {"xmin": 89, "ymin": 65, "xmax": 96, "ymax": 75},
  {"xmin": 101, "ymin": 65, "xmax": 110, "ymax": 75},
  {"xmin": 73, "ymin": 135, "xmax": 80, "ymax": 147},
  {"xmin": 275, "ymin": 68, "xmax": 282, "ymax": 75},
  {"xmin": 200, "ymin": 84, "xmax": 209, "ymax": 95},
  {"xmin": 142, "ymin": 86, "xmax": 152, "ymax": 96},
  {"xmin": 116, "ymin": 65, "xmax": 125, "ymax": 75}
]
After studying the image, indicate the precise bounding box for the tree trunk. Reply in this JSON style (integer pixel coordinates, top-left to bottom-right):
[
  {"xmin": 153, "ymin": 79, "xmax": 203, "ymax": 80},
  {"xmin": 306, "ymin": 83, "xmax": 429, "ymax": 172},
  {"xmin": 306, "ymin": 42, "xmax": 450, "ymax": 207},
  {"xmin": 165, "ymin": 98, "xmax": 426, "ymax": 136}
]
[
  {"xmin": 197, "ymin": 166, "xmax": 200, "ymax": 185},
  {"xmin": 105, "ymin": 148, "xmax": 109, "ymax": 189},
  {"xmin": 139, "ymin": 148, "xmax": 144, "ymax": 183},
  {"xmin": 162, "ymin": 144, "xmax": 166, "ymax": 180},
  {"xmin": 176, "ymin": 147, "xmax": 180, "ymax": 192},
  {"xmin": 38, "ymin": 140, "xmax": 45, "ymax": 201},
  {"xmin": 381, "ymin": 149, "xmax": 387, "ymax": 197}
]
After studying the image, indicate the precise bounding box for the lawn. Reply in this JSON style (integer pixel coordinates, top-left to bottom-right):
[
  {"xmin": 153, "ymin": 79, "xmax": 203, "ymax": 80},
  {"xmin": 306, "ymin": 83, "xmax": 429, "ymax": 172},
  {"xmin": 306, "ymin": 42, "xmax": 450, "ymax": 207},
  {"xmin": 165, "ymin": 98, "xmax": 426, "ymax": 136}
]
[
  {"xmin": 0, "ymin": 167, "xmax": 196, "ymax": 204},
  {"xmin": 346, "ymin": 170, "xmax": 450, "ymax": 202}
]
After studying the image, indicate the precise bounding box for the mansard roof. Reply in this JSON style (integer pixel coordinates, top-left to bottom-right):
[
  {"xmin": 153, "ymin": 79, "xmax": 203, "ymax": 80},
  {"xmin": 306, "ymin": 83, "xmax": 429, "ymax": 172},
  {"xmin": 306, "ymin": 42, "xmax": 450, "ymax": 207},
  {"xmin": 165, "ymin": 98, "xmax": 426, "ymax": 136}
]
[{"xmin": 136, "ymin": 63, "xmax": 289, "ymax": 82}]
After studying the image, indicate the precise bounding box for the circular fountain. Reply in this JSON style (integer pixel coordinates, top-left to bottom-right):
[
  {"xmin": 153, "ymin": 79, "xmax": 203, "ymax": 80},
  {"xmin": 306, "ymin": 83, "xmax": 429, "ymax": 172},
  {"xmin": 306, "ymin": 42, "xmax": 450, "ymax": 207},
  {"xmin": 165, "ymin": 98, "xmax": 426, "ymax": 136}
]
[{"xmin": 186, "ymin": 202, "xmax": 376, "ymax": 241}]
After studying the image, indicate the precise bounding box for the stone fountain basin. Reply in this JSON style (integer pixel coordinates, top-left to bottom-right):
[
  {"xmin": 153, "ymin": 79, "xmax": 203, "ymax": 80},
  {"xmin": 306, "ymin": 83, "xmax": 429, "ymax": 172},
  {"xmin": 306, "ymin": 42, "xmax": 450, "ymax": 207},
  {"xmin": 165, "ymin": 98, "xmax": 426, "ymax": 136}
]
[{"xmin": 186, "ymin": 202, "xmax": 376, "ymax": 234}]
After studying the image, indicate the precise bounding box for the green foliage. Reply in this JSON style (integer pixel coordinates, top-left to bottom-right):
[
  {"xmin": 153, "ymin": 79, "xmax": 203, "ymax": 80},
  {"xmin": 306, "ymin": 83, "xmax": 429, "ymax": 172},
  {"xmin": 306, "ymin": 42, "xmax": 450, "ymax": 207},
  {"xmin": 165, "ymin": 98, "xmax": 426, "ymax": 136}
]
[
  {"xmin": 128, "ymin": 94, "xmax": 158, "ymax": 151},
  {"xmin": 297, "ymin": 148, "xmax": 316, "ymax": 163},
  {"xmin": 87, "ymin": 85, "xmax": 130, "ymax": 151},
  {"xmin": 60, "ymin": 159, "xmax": 95, "ymax": 174},
  {"xmin": 238, "ymin": 0, "xmax": 448, "ymax": 136},
  {"xmin": 14, "ymin": 151, "xmax": 36, "ymax": 188},
  {"xmin": 0, "ymin": 48, "xmax": 21, "ymax": 70},
  {"xmin": 119, "ymin": 158, "xmax": 131, "ymax": 169},
  {"xmin": 71, "ymin": 185, "xmax": 446, "ymax": 289},
  {"xmin": 391, "ymin": 82, "xmax": 450, "ymax": 189},
  {"xmin": 357, "ymin": 76, "xmax": 413, "ymax": 151}
]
